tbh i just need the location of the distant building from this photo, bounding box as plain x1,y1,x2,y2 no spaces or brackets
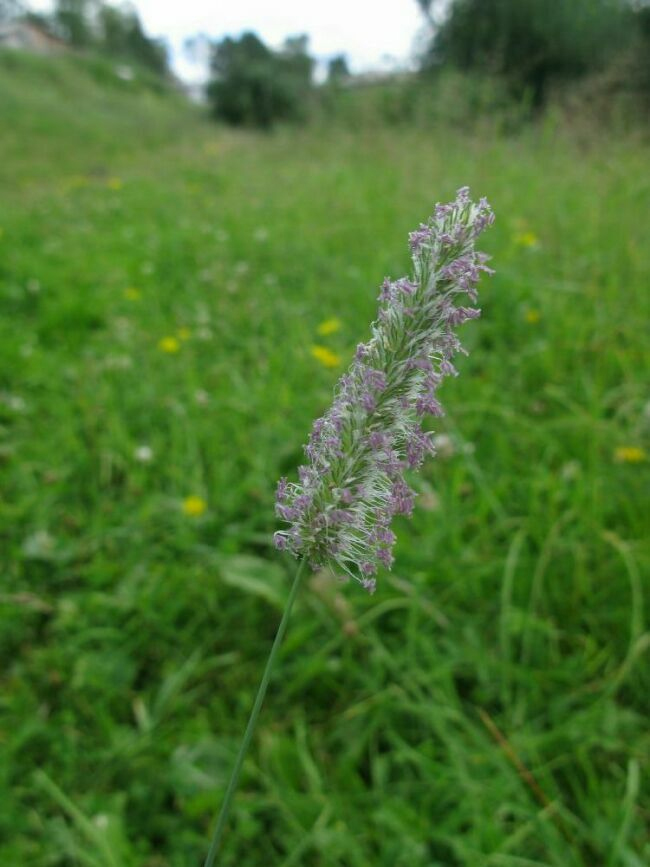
0,19,66,54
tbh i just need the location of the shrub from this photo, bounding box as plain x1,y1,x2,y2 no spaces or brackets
425,0,631,106
207,32,314,129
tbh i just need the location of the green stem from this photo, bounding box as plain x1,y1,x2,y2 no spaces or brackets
203,558,308,867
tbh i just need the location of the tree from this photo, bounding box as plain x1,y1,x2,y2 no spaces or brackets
207,31,314,128
47,0,168,76
625,3,650,103
53,0,97,48
327,54,350,84
414,0,446,29
423,0,631,106
98,3,167,75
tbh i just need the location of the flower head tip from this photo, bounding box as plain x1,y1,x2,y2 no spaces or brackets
275,188,495,590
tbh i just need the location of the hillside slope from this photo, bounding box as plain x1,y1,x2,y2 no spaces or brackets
0,49,205,189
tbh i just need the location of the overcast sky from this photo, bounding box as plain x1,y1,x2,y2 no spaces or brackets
30,1,428,83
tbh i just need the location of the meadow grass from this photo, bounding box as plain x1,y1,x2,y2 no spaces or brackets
1,52,649,866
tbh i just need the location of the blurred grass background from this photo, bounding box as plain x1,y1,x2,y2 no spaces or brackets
1,46,649,866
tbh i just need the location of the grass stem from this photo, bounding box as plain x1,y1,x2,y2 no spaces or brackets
203,558,308,866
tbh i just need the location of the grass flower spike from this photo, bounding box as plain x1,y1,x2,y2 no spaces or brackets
204,188,495,866
275,187,495,591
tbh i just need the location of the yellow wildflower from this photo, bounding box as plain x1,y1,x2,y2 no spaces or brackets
614,446,646,464
514,231,540,249
317,317,342,336
107,177,123,190
182,495,207,517
311,345,341,368
124,287,141,301
177,327,191,340
158,336,180,353
525,309,541,324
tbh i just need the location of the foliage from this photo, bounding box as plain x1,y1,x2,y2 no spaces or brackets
96,3,167,76
425,0,634,105
327,54,350,84
53,0,95,47
0,49,649,866
47,0,168,75
207,31,314,128
315,71,526,133
628,4,650,101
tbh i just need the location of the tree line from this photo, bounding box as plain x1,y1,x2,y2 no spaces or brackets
1,0,167,76
2,0,649,126
208,0,650,128
420,0,650,107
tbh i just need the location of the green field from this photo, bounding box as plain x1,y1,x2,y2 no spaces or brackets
1,51,649,866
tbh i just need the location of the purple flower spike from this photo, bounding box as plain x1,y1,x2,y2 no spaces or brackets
274,188,495,590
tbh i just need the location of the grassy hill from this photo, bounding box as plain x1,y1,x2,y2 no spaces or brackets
0,49,203,188
1,50,649,866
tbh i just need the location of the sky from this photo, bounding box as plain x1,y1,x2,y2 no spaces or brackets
29,1,428,84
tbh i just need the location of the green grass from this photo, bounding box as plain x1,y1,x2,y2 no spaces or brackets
1,51,649,867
